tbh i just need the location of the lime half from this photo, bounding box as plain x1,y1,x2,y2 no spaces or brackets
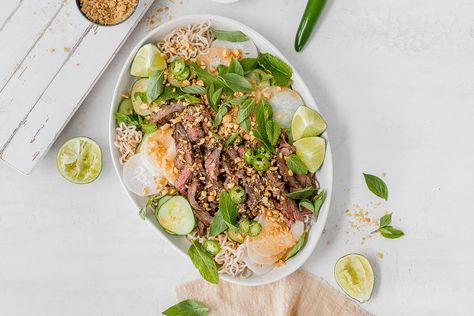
130,44,167,77
56,137,102,184
335,254,374,303
293,136,326,173
291,106,327,141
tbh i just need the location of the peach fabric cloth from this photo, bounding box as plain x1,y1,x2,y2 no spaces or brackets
176,270,370,316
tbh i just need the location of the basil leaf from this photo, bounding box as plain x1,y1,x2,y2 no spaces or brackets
134,92,148,104
240,58,258,72
210,88,223,111
228,58,244,76
218,191,237,227
140,123,158,134
216,64,228,76
212,105,228,128
188,241,219,284
178,94,201,104
239,117,250,132
379,212,392,228
236,99,255,124
285,231,307,260
286,187,317,200
211,28,249,42
363,173,388,200
378,226,404,239
162,299,208,316
114,113,139,126
181,85,206,95
221,73,253,92
312,190,326,219
298,199,315,213
229,95,249,106
224,132,240,147
191,62,226,88
257,53,292,77
157,86,183,102
209,211,227,237
265,119,280,146
147,70,164,103
285,154,308,175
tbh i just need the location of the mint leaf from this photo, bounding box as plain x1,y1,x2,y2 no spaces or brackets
363,173,388,200
229,95,249,106
265,120,280,146
191,62,226,88
211,29,249,42
178,94,201,104
218,191,237,227
162,299,208,316
378,226,404,239
312,190,326,219
188,241,219,284
181,85,206,95
147,70,164,103
240,58,258,72
236,99,255,124
212,105,228,128
257,53,292,77
228,58,244,76
285,154,308,175
209,211,227,237
379,212,392,228
298,199,315,213
286,187,317,200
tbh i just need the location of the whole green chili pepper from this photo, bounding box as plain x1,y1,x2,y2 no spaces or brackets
294,0,327,52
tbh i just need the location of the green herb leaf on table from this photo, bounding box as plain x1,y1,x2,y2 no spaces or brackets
147,70,164,103
379,212,392,228
188,241,219,284
218,191,237,228
212,105,228,128
363,173,388,200
228,58,244,76
285,154,308,175
181,85,206,95
211,29,249,42
221,73,253,92
286,187,317,200
378,226,404,239
209,211,227,237
162,299,208,316
285,231,307,260
312,190,326,219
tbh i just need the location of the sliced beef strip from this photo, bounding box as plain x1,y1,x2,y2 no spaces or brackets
175,168,192,195
187,179,212,236
173,123,194,194
276,155,304,192
276,197,303,226
204,143,223,192
149,102,185,125
186,124,205,143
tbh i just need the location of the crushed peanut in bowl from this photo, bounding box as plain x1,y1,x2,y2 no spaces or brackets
78,0,138,26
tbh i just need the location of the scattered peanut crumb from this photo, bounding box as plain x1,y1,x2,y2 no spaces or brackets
63,47,70,53
375,252,384,259
79,0,138,25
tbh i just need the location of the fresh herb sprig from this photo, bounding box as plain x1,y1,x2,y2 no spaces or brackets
162,299,208,316
363,173,388,200
298,190,326,218
253,100,280,152
373,213,404,239
188,241,219,284
211,29,249,42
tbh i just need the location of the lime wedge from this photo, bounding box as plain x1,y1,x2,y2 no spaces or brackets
291,106,327,141
293,136,325,173
335,254,374,303
56,137,102,184
130,44,167,77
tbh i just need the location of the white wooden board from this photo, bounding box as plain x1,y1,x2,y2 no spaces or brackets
0,0,154,175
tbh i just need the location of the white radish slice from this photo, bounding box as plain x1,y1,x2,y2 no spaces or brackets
242,251,274,275
196,47,233,70
123,154,166,196
291,221,305,240
262,87,304,128
211,39,258,59
141,127,177,185
247,242,282,265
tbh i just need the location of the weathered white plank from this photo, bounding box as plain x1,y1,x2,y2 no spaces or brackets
0,0,65,89
1,0,154,174
0,0,23,29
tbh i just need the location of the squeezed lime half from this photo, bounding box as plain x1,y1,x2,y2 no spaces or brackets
291,105,327,141
334,254,374,303
293,136,326,173
56,137,102,184
130,44,167,77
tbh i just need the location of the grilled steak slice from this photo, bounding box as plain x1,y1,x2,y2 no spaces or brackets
149,102,185,125
277,197,303,226
188,179,212,235
186,124,205,143
204,143,223,192
175,168,192,195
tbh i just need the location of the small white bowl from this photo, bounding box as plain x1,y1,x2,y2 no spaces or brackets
109,14,333,286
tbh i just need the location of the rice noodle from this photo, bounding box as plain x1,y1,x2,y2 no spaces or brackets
187,231,252,278
114,122,143,165
158,21,214,60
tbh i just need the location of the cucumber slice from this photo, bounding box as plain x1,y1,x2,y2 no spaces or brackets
228,229,245,243
334,254,374,303
156,196,195,235
118,98,134,115
131,79,153,116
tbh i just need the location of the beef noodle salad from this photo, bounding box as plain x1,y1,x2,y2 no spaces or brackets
114,21,328,283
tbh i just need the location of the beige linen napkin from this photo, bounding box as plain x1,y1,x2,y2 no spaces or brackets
176,270,369,316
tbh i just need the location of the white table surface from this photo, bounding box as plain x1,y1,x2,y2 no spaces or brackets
1,0,474,315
